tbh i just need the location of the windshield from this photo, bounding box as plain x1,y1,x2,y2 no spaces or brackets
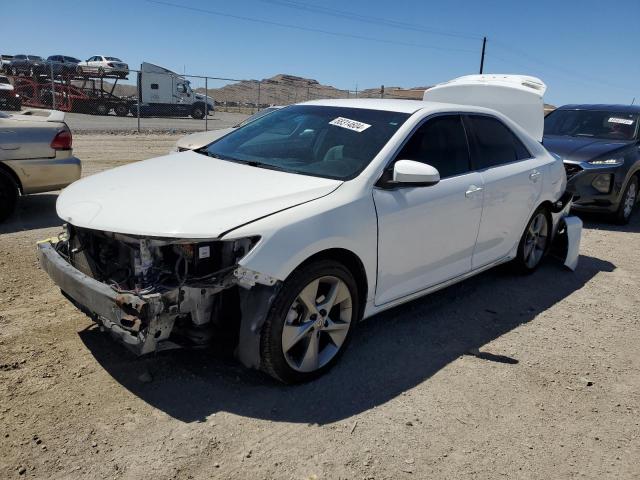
105,57,122,62
27,55,43,61
235,107,280,128
545,109,639,141
205,105,410,180
65,57,80,63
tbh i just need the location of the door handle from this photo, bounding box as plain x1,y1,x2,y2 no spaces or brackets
529,170,542,182
465,185,483,198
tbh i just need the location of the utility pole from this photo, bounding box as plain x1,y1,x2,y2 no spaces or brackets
479,36,487,74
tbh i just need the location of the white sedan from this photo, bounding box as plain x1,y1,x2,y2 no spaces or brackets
76,55,129,78
38,75,581,383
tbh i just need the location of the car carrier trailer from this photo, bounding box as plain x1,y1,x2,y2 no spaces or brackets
7,73,134,116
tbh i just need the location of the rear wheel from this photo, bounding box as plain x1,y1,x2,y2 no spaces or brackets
613,176,638,225
260,260,359,383
514,207,550,273
0,170,18,223
114,103,129,116
95,103,109,115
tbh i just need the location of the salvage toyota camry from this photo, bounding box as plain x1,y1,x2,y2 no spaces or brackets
38,75,582,383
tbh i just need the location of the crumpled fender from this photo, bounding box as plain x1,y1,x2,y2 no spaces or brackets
235,283,282,369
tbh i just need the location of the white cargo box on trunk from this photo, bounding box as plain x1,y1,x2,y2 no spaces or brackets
423,74,547,141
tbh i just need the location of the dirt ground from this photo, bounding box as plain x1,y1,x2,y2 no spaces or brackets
1,134,639,480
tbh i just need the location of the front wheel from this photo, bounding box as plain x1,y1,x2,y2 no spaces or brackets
613,176,638,225
260,260,359,383
191,105,205,119
514,207,550,273
0,171,18,223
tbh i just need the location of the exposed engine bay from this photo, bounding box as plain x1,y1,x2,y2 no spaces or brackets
38,225,279,359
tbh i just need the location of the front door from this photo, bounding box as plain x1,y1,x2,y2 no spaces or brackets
373,114,484,305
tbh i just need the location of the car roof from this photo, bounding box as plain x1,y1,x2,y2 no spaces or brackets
557,104,640,114
299,98,473,114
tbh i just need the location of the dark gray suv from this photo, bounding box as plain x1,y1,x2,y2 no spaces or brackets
544,105,640,224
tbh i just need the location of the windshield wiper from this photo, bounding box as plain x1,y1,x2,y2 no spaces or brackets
244,161,288,171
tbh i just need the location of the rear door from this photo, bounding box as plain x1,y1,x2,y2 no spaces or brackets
373,114,484,305
463,114,546,268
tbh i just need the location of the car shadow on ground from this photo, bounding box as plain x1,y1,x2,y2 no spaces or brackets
575,209,640,233
79,253,614,425
0,193,62,234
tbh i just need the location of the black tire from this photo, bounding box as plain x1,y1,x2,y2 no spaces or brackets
191,105,205,119
114,103,129,117
513,206,551,274
260,259,360,384
612,176,638,225
95,103,109,115
0,170,18,223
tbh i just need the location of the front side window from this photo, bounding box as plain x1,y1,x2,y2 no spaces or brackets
205,105,410,180
466,115,531,169
395,115,471,178
545,109,639,141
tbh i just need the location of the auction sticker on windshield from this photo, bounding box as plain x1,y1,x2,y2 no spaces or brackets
329,117,372,132
608,117,634,125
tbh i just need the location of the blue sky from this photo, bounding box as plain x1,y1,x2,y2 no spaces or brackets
4,0,639,106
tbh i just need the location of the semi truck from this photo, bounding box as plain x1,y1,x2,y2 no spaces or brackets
135,62,214,119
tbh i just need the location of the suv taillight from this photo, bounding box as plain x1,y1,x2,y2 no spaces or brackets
107,62,114,67
51,129,72,150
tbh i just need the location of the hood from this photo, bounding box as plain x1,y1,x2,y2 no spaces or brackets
543,135,633,162
57,151,342,238
175,128,234,150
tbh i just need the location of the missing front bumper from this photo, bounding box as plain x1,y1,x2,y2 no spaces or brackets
38,241,180,354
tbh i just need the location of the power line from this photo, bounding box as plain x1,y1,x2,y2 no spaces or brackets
144,0,478,54
489,40,637,94
259,0,483,41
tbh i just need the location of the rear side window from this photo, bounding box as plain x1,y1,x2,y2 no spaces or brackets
465,115,531,169
395,115,471,178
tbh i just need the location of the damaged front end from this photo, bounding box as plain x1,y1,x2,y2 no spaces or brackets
37,225,279,357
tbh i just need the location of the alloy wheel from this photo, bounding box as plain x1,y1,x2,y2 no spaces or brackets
623,182,637,220
281,275,353,373
523,212,549,269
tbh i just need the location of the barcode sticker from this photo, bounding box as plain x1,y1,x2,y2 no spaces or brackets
608,117,634,125
329,117,371,132
198,246,210,259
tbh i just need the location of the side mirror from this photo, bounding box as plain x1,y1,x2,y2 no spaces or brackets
392,159,440,186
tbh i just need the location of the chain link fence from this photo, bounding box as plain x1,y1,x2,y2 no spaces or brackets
1,60,427,133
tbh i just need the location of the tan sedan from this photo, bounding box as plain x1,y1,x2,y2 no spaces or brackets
0,110,81,222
